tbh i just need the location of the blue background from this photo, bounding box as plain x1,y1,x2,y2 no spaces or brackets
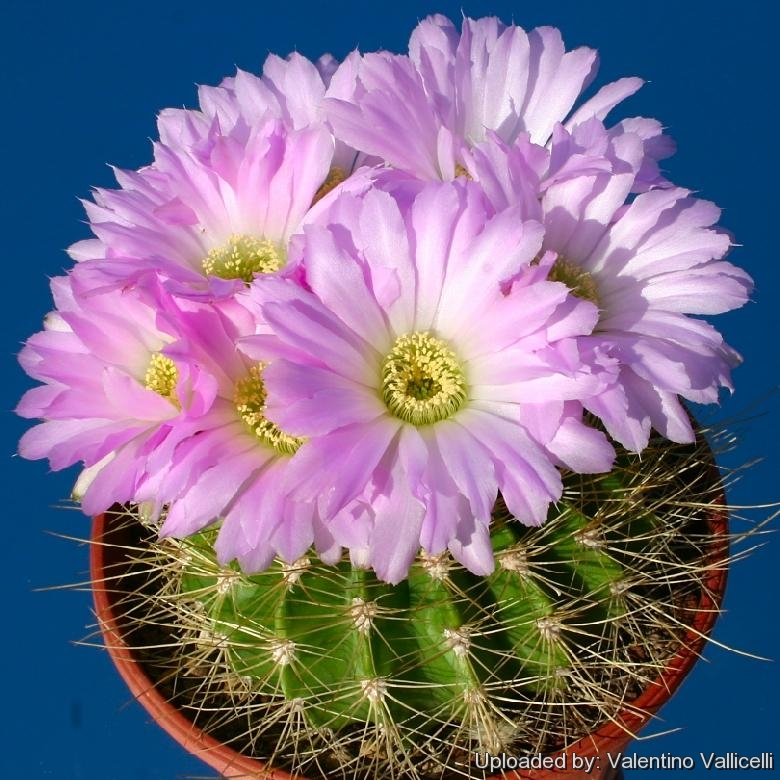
2,1,776,778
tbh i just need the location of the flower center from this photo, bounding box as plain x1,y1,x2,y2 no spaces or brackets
454,163,472,180
144,352,179,405
233,364,304,456
381,332,468,426
312,166,347,204
548,257,600,307
203,234,284,282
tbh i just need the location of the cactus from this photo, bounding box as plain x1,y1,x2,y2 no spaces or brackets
99,424,730,780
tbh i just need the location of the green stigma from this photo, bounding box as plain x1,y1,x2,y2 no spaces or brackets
234,365,305,456
144,353,179,405
548,257,600,307
203,235,284,283
381,332,468,426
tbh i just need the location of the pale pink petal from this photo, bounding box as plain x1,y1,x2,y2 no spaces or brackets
368,483,425,584
262,359,386,436
564,77,644,129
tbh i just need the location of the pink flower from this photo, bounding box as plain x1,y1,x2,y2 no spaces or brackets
69,114,334,299
325,14,650,181
133,297,338,572
543,183,752,450
537,124,750,448
459,116,752,451
244,182,614,582
167,52,366,175
15,270,210,514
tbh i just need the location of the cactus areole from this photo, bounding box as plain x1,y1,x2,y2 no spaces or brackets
91,429,728,780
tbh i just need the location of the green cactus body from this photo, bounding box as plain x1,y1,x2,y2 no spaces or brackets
181,500,617,717
115,433,725,779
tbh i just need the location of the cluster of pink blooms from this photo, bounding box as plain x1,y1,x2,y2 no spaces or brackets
17,16,752,583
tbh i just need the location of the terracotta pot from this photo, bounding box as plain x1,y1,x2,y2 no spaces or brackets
91,475,728,780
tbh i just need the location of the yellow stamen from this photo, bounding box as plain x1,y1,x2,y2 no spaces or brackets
234,364,304,456
312,167,347,204
454,163,472,180
203,235,284,283
144,353,179,406
548,257,600,307
381,332,468,426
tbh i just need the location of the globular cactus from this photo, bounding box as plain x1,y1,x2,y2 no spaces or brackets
100,425,729,780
